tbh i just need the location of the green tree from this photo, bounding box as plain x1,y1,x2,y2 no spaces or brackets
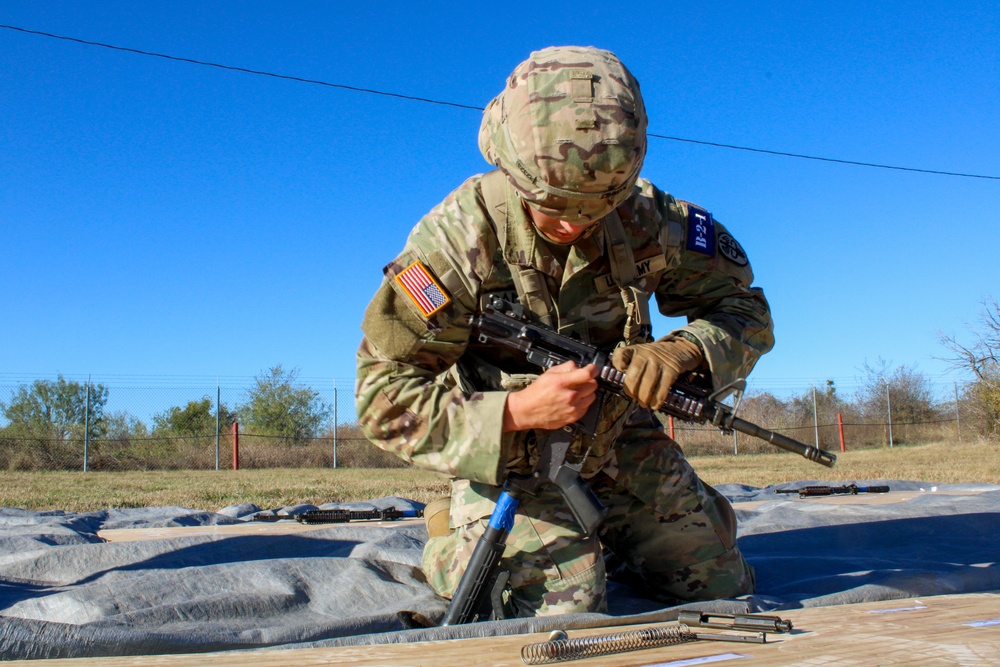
104,411,149,440
237,366,331,444
0,376,109,439
153,397,235,437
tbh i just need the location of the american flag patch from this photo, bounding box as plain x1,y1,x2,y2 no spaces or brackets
395,261,450,317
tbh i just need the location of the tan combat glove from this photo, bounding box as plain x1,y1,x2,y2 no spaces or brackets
611,336,704,409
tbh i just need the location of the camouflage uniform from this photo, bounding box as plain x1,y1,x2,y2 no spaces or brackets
356,47,774,617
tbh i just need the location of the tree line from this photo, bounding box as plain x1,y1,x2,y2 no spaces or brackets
0,365,333,443
0,366,349,470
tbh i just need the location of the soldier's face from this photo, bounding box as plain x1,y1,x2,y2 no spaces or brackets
524,204,597,244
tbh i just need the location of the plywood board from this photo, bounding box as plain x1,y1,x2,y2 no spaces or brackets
7,592,998,666
98,518,423,543
97,488,980,542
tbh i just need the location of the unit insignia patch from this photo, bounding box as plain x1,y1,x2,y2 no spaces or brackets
718,233,749,266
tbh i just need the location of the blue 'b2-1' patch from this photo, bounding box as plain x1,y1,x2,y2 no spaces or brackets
686,204,716,257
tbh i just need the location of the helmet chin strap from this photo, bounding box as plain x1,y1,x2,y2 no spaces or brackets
522,201,603,246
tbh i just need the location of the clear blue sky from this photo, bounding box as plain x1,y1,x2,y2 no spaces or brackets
2,1,998,401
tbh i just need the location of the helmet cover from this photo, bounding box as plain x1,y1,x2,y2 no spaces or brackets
479,46,647,224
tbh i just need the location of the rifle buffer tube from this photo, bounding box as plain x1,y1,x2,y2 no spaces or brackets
440,523,507,625
441,493,518,626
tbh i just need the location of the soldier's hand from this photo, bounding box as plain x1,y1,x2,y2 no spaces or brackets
611,337,703,409
503,361,598,432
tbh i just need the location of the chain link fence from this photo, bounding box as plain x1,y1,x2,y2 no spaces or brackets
0,376,403,472
0,375,969,472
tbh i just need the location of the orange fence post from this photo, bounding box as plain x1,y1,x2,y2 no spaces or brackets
232,421,240,470
669,416,675,440
837,413,845,452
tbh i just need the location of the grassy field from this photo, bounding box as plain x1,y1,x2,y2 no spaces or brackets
1,440,997,512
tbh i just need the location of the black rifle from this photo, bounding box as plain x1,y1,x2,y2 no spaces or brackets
776,483,889,497
441,297,836,625
251,507,420,523
472,296,837,467
296,508,421,523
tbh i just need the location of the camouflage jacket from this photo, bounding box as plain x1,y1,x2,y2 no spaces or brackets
356,172,773,486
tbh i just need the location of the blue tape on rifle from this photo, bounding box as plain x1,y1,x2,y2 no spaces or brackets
488,492,519,531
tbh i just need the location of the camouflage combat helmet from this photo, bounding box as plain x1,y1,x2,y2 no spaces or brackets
479,46,647,224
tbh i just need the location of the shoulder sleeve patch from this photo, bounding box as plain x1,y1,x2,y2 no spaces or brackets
718,233,749,266
685,203,716,257
394,261,451,318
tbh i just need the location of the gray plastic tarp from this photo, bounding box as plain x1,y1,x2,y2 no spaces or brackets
1,482,998,660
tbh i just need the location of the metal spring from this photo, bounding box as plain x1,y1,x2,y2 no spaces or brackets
520,625,697,665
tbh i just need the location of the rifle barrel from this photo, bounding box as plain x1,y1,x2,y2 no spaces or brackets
728,416,837,468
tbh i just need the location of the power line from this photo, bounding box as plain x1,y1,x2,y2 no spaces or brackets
647,134,1000,180
3,22,999,181
0,23,482,111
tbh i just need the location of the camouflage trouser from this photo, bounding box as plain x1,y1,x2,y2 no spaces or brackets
422,415,754,617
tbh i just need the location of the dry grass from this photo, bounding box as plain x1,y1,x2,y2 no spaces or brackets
1,440,997,513
0,468,453,512
694,438,1000,488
